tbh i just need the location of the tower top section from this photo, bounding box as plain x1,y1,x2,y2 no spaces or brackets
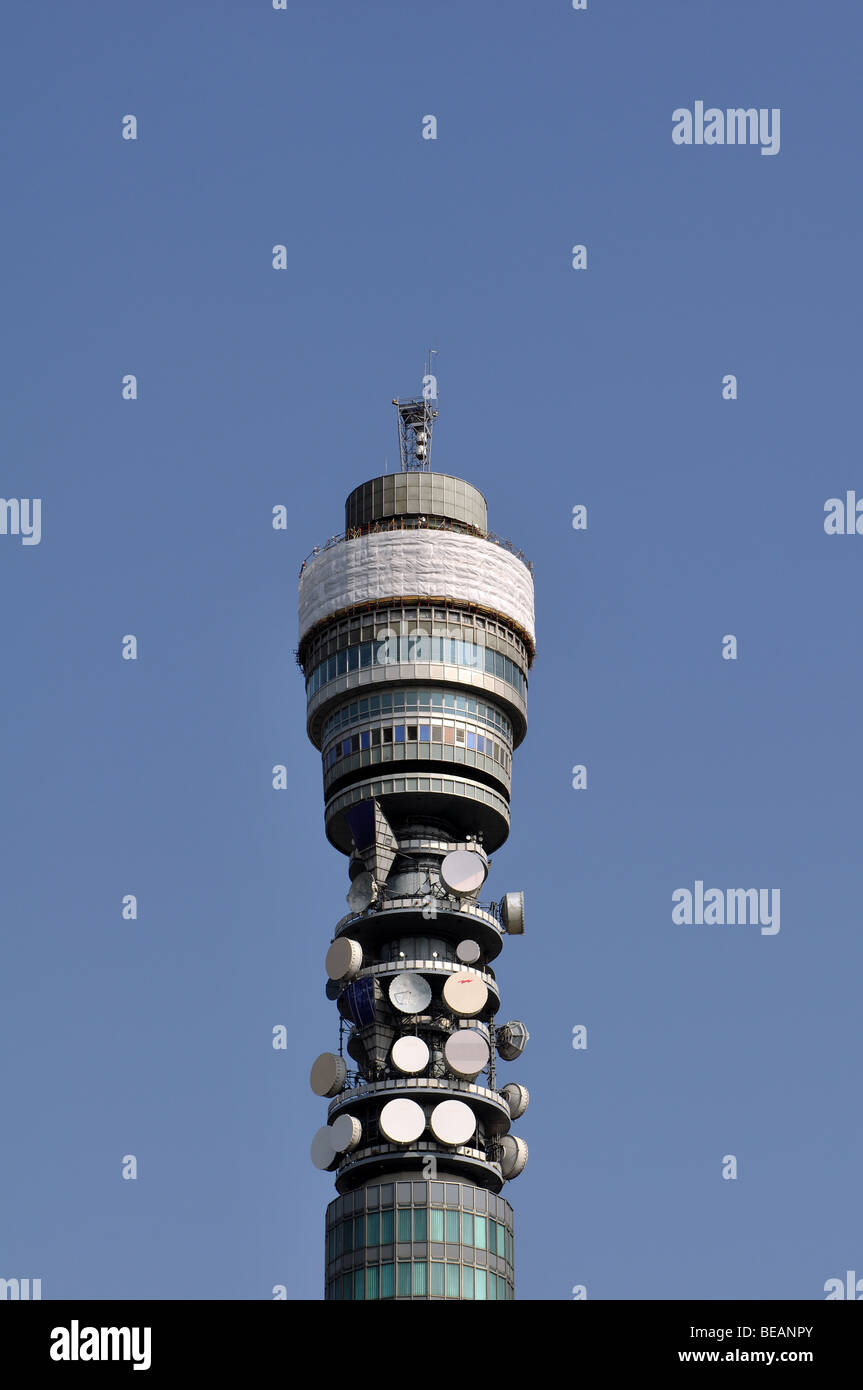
345,472,488,535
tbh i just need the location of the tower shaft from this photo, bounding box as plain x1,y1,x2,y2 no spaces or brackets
299,448,534,1301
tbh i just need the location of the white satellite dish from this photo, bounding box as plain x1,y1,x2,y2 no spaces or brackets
310,1126,339,1171
347,871,376,913
500,891,524,934
325,937,363,982
440,849,487,896
501,1082,529,1119
388,971,432,1014
379,1097,426,1144
496,1020,529,1061
309,1052,348,1098
330,1114,362,1153
444,1029,489,1079
500,1134,528,1179
442,974,488,1017
430,1099,476,1146
456,939,481,965
391,1035,430,1075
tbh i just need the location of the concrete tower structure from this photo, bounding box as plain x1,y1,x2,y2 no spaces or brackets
299,392,534,1301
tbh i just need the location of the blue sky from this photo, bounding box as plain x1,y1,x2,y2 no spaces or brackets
1,0,860,1300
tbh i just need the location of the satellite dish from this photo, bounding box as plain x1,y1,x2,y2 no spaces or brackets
330,1114,362,1153
500,891,525,935
391,1035,430,1075
456,939,481,965
309,1052,348,1098
501,1082,529,1119
340,976,380,1027
444,1029,489,1079
347,871,376,914
379,1097,426,1144
310,1126,340,1171
496,1020,530,1061
429,1099,476,1146
325,937,363,982
388,971,432,1014
440,849,487,896
442,974,488,1017
499,1134,528,1179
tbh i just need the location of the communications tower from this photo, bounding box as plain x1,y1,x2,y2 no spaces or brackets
298,381,535,1300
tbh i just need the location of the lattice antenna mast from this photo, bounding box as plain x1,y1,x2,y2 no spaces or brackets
392,349,438,472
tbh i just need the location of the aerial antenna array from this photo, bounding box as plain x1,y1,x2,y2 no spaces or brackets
392,348,438,472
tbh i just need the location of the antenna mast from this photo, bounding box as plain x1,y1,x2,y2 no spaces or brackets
392,349,438,472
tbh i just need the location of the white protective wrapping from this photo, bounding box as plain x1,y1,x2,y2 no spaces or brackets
298,530,535,647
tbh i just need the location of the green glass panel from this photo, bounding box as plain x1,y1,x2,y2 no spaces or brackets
366,1266,379,1300
397,1262,412,1297
445,1264,460,1298
353,1268,364,1300
354,1215,365,1250
445,1210,459,1243
474,1216,486,1251
463,1266,475,1299
430,1209,444,1242
380,1263,394,1298
462,1213,474,1246
413,1208,427,1241
367,1212,379,1247
475,1269,487,1300
430,1262,445,1297
413,1262,428,1296
397,1208,412,1242
381,1209,394,1243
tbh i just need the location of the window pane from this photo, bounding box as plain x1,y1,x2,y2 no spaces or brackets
413,1209,427,1241
446,1264,460,1298
413,1262,428,1296
380,1263,394,1298
394,726,405,743
337,650,347,674
429,1209,444,1242
354,1215,365,1249
354,1268,365,1300
360,731,370,750
367,1212,379,1247
397,1208,412,1242
445,1210,459,1243
366,1265,379,1300
462,1213,474,1246
430,1262,445,1297
380,1208,394,1243
343,1220,353,1254
474,1216,486,1251
397,1263,412,1298
419,725,430,741
463,1266,475,1299
475,1269,487,1301
496,1222,505,1256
